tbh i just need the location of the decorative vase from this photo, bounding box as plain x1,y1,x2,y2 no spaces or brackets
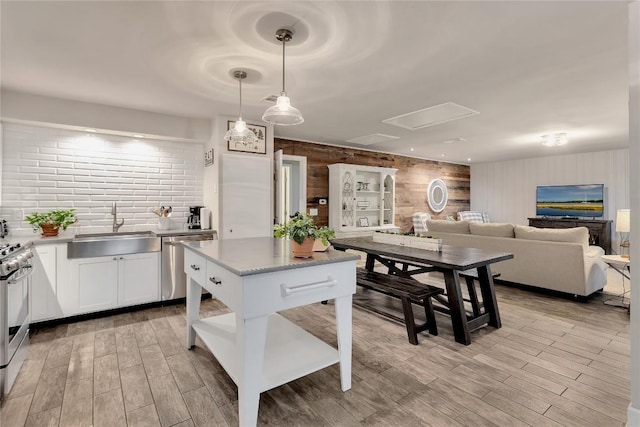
40,224,59,237
291,238,315,258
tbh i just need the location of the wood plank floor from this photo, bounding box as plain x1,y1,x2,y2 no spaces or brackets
1,283,630,426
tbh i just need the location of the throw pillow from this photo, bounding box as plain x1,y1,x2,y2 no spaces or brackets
457,211,485,223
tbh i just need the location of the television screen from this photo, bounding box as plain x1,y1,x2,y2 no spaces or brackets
536,184,604,218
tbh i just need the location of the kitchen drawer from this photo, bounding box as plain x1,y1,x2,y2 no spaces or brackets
184,249,206,284
204,259,241,311
242,261,356,317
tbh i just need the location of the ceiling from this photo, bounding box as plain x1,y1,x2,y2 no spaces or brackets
0,1,630,164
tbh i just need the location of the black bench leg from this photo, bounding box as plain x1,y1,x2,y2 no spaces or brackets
465,277,481,317
400,296,419,345
423,297,438,336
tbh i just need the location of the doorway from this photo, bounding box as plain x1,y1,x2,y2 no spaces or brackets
275,152,307,224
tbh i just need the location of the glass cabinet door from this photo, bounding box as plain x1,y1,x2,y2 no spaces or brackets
382,174,395,226
341,171,355,227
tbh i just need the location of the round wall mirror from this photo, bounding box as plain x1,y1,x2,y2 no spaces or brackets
427,179,448,213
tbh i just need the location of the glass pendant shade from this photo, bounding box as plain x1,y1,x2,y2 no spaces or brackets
224,118,257,144
262,93,304,126
262,28,304,126
224,70,258,145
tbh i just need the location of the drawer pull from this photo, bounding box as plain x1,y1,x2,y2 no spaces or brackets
190,264,200,271
209,277,222,285
281,276,337,297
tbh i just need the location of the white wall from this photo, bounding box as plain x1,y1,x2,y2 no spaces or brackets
1,90,211,142
0,123,204,235
471,149,630,246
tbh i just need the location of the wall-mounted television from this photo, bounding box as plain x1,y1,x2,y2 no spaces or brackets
536,184,604,218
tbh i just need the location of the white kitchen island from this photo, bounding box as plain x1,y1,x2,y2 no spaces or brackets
183,237,358,427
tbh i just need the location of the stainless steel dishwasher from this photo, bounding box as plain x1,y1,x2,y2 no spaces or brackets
161,232,217,301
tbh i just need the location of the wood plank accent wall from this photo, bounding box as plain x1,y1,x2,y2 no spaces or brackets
275,138,470,231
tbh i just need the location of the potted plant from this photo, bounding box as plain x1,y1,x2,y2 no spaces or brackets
25,209,77,237
273,212,335,258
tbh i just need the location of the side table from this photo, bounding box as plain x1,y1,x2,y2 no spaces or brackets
601,255,630,311
602,254,631,281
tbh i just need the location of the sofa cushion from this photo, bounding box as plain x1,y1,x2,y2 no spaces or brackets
426,220,471,234
514,225,589,249
469,222,514,238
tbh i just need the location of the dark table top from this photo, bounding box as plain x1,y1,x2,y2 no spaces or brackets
330,236,514,271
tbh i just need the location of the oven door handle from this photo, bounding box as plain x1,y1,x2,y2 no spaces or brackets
7,265,34,284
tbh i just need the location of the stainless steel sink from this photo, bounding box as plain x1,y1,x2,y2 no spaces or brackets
73,231,155,240
68,231,160,258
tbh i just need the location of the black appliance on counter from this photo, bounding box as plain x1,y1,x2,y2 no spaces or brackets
187,206,204,229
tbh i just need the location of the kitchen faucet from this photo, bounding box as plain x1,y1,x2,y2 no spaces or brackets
111,201,124,232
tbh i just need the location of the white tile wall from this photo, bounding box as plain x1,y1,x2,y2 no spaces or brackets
0,124,204,236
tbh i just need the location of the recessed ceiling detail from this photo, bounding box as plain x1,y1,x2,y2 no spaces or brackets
382,102,480,131
346,133,400,145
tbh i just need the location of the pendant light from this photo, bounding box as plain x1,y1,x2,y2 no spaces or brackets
262,28,304,126
224,70,258,145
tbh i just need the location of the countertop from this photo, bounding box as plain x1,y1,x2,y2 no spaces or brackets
182,237,359,277
1,228,217,247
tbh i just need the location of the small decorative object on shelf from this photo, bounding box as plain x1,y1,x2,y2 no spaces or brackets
372,231,443,252
273,212,335,258
25,209,77,237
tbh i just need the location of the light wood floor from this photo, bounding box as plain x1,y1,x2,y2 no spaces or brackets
1,283,630,427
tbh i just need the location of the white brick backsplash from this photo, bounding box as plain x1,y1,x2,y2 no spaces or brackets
1,124,204,235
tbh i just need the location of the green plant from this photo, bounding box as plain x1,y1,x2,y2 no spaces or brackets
273,212,335,245
25,209,77,233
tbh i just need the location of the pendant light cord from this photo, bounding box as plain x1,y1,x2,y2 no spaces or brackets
281,36,286,94
238,75,243,119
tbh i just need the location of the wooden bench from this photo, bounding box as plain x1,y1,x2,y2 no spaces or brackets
458,269,501,318
355,268,444,345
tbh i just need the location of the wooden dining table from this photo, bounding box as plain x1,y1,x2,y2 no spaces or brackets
330,236,514,345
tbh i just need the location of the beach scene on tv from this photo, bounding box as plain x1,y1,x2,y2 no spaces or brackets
536,184,604,218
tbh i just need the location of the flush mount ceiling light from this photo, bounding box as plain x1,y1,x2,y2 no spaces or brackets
541,133,568,147
224,70,258,146
262,28,304,126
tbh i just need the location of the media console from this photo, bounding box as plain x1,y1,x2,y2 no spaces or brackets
528,217,612,254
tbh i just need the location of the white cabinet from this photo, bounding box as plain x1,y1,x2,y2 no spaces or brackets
118,253,160,306
328,163,398,236
65,253,159,317
30,244,64,322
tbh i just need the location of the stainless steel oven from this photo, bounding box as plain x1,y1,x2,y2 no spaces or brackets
0,242,33,399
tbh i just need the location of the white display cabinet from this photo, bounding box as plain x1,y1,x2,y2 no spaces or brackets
328,163,398,237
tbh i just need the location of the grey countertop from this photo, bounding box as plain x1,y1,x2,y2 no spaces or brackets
182,237,359,277
1,228,217,247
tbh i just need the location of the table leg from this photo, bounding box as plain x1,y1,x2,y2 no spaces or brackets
365,253,376,271
443,270,471,345
334,295,353,391
477,265,501,328
186,277,201,349
237,314,269,427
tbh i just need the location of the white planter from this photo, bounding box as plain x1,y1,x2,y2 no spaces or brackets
372,232,442,252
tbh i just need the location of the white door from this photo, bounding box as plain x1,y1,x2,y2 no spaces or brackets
69,256,118,315
274,149,284,225
31,245,62,321
221,153,272,239
118,253,160,306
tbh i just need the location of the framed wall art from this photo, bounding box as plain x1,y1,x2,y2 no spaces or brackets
227,121,267,154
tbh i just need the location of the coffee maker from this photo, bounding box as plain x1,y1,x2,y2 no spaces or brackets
187,206,203,229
